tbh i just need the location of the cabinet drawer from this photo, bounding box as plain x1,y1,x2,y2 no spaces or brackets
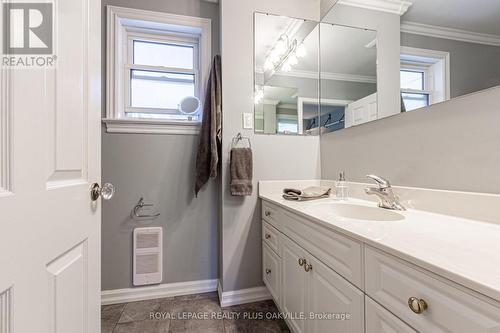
365,296,416,333
365,247,500,333
262,221,280,256
262,200,281,229
263,242,281,308
280,209,363,288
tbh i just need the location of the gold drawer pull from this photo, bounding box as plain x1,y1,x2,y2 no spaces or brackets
304,263,313,272
298,258,306,267
265,233,271,239
408,297,428,314
265,268,272,275
265,211,272,217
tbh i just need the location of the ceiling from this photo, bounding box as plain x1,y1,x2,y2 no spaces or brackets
402,0,500,36
320,24,377,76
255,13,377,79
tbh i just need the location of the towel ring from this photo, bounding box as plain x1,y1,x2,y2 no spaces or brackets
232,132,252,148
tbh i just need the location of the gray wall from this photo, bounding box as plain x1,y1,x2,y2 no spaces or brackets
321,86,500,194
401,33,500,98
101,0,220,291
220,0,321,293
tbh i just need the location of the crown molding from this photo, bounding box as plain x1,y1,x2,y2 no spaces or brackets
277,69,377,84
401,21,500,47
338,0,412,15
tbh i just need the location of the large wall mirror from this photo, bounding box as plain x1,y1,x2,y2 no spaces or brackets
254,13,320,135
400,0,500,111
319,0,500,134
320,23,377,133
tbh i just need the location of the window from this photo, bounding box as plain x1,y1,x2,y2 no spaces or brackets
400,46,450,112
400,68,430,111
105,6,211,134
127,38,199,118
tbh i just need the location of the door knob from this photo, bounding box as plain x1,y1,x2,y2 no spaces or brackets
91,183,115,201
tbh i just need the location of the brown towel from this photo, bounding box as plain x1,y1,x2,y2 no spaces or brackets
230,148,253,196
195,55,222,196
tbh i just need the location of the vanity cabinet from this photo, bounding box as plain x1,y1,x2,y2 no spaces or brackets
365,296,417,333
365,247,500,333
307,255,364,333
280,235,364,333
281,236,309,333
261,199,500,333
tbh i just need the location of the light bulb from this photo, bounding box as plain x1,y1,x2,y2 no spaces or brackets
281,61,292,72
269,51,280,64
296,43,307,58
275,37,286,55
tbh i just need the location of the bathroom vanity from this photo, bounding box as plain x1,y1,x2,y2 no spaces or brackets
259,181,500,333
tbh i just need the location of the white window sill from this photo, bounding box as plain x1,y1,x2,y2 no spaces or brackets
102,118,201,135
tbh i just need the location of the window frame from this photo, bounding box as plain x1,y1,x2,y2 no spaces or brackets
125,30,200,116
400,63,432,111
400,46,450,112
104,6,211,135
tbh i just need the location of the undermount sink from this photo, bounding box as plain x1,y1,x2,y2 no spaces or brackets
307,202,405,222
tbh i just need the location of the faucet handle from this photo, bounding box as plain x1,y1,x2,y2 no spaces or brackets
366,175,391,189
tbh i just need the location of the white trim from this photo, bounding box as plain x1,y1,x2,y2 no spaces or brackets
0,66,12,195
401,21,500,47
106,6,211,134
217,282,272,308
101,279,218,305
272,69,377,84
102,118,201,135
321,72,376,84
338,0,412,15
400,46,450,102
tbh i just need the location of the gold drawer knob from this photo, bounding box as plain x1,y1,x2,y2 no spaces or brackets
265,211,272,217
266,268,272,275
265,234,271,239
304,263,313,272
408,297,428,314
298,258,306,267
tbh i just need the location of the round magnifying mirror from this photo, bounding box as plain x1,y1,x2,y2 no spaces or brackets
179,96,201,115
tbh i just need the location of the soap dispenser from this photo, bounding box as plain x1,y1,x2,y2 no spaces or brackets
335,171,349,200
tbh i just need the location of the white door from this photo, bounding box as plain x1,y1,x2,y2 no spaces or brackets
281,236,308,333
345,92,378,128
307,257,364,333
0,0,103,332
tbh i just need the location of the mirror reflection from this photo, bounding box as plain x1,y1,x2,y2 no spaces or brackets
254,13,320,135
400,0,500,111
320,0,500,134
320,24,377,133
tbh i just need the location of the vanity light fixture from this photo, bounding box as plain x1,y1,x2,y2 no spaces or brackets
264,34,307,73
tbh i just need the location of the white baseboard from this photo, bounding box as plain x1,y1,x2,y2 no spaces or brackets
218,281,272,308
101,279,218,305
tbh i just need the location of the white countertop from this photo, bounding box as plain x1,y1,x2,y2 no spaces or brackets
259,183,500,303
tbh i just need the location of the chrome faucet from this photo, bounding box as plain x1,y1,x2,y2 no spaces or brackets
365,175,406,211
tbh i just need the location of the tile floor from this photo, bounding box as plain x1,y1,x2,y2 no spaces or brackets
101,292,291,333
